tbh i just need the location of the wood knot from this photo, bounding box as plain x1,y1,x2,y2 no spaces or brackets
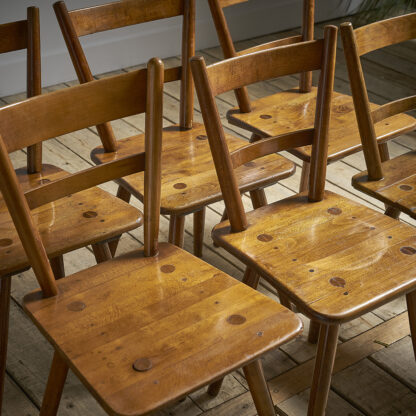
257,234,273,242
173,182,187,189
0,238,13,247
244,161,256,167
333,104,352,114
327,207,342,215
227,314,246,325
329,277,346,288
67,301,86,311
133,358,153,372
399,184,412,191
160,264,175,273
83,211,98,218
400,246,416,255
260,114,272,119
196,135,207,140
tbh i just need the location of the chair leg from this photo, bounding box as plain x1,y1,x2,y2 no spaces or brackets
250,189,267,209
207,378,224,397
92,242,112,264
108,185,132,257
243,360,275,416
299,161,311,193
193,208,205,258
308,320,321,344
39,351,69,416
384,205,401,219
50,255,65,280
168,214,185,248
307,324,339,416
406,290,416,361
0,275,12,414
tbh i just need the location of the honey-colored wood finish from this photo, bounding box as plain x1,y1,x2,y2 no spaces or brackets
341,14,416,218
192,26,416,415
0,60,302,416
208,0,415,193
55,0,295,258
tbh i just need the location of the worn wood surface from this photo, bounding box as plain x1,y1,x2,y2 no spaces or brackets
1,16,415,416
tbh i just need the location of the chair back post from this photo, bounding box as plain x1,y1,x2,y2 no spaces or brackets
26,6,43,173
53,1,117,152
0,135,58,297
191,56,248,232
299,0,314,92
340,22,383,181
207,0,251,113
179,0,195,129
308,25,337,202
144,59,164,256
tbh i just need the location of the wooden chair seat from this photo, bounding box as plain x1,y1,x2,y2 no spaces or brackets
212,190,416,323
91,123,295,214
0,164,142,276
227,88,416,163
23,242,302,416
353,150,416,219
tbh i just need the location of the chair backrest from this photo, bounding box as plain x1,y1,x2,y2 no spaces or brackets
208,0,315,113
340,13,416,181
54,0,195,151
0,7,41,173
191,25,337,232
0,58,163,298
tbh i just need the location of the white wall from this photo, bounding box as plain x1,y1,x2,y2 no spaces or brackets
0,0,360,96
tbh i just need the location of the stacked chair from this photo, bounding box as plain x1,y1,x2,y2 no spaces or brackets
191,24,416,416
53,0,295,259
0,8,143,412
341,13,416,219
0,58,302,416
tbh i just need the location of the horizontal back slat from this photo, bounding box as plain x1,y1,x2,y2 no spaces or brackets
236,35,303,56
355,12,416,56
69,0,184,37
0,20,27,53
219,0,247,7
0,69,147,153
372,95,416,124
230,130,314,168
25,153,146,209
207,39,324,96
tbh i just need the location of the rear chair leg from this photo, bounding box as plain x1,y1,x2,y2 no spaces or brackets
108,185,132,257
308,320,321,344
0,275,12,414
193,208,205,258
406,290,416,361
39,351,69,416
92,242,112,264
299,161,311,193
307,324,339,416
50,255,65,279
168,214,185,248
244,360,275,416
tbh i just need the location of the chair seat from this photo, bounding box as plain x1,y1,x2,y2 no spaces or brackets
91,123,295,215
23,242,301,416
212,190,416,323
0,164,142,276
227,88,416,163
353,150,416,219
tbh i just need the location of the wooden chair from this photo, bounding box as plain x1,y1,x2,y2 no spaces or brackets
0,59,302,416
191,25,416,416
54,0,295,258
208,0,416,207
341,13,416,219
0,8,142,413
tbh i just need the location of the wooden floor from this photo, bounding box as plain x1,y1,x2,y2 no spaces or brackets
2,17,416,416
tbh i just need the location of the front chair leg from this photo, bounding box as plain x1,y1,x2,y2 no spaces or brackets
39,351,69,416
384,205,401,219
299,161,311,193
108,185,132,257
168,214,185,248
406,290,416,361
244,360,275,416
193,208,205,258
307,324,339,416
0,275,12,414
92,242,112,264
308,320,321,344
